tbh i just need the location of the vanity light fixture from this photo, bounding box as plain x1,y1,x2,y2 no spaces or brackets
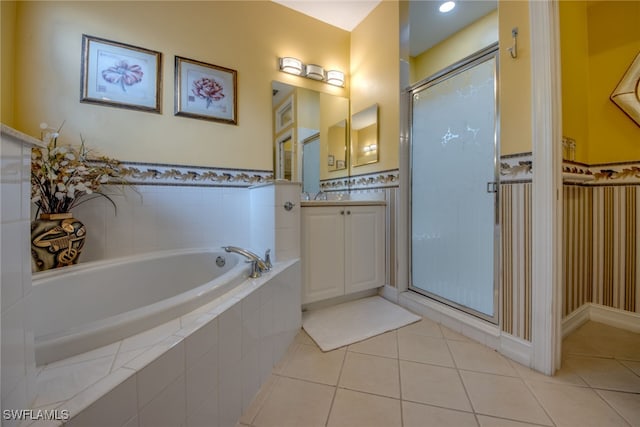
278,57,345,87
305,64,325,80
439,1,456,13
279,57,303,75
326,70,345,87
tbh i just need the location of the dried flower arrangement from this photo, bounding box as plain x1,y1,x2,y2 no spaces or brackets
31,122,127,216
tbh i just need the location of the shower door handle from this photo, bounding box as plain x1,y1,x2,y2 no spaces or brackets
486,182,498,193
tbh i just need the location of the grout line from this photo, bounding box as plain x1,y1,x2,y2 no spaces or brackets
324,347,348,427
395,328,405,427
441,324,480,426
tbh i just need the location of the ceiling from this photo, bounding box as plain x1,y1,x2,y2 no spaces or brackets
272,0,497,56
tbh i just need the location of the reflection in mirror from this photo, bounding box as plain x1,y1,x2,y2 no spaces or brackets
302,134,320,193
351,104,379,167
328,119,348,171
275,129,293,180
272,81,349,189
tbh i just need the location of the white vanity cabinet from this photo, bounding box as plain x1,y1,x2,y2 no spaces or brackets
301,201,385,304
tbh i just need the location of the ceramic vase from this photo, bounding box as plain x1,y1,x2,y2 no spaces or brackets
31,213,86,272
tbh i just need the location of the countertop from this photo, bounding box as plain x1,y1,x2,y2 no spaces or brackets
301,200,387,207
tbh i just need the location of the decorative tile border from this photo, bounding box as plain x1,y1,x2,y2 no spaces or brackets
563,160,640,185
500,152,533,183
320,169,400,192
111,161,273,187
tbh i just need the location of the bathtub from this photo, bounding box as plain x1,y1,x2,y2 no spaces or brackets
32,248,247,365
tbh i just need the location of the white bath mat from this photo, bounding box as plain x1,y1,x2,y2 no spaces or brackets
302,296,421,352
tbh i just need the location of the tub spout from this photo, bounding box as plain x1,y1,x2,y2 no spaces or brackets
222,246,271,275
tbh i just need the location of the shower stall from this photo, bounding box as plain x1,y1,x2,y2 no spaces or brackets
408,44,500,323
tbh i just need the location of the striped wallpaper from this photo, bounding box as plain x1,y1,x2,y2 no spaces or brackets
501,182,532,341
564,184,639,317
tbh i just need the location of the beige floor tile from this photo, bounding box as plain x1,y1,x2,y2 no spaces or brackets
476,414,546,427
441,326,473,342
339,351,400,398
566,322,640,360
397,317,443,338
620,359,640,376
448,340,517,376
272,341,299,375
460,370,552,426
327,388,401,427
398,333,455,367
509,359,588,387
252,376,335,427
564,356,640,393
294,328,315,345
239,374,278,425
402,401,477,427
596,389,640,427
348,330,398,359
400,360,472,412
280,343,345,385
528,380,629,427
562,334,606,359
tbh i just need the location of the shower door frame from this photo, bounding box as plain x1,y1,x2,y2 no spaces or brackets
407,43,500,324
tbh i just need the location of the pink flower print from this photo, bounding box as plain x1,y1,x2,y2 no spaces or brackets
101,60,144,92
192,77,225,108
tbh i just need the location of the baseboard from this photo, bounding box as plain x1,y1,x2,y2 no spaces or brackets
379,284,399,303
561,303,590,337
499,333,532,367
301,288,378,312
589,304,640,333
397,291,501,350
562,303,640,335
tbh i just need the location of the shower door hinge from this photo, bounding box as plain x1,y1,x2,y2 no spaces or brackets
486,182,498,193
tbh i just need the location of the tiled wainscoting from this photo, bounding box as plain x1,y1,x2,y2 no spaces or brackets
1,126,40,426
564,183,639,317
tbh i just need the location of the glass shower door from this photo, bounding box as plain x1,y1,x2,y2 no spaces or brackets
410,48,498,321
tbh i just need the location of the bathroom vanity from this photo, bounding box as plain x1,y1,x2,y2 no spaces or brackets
301,200,386,304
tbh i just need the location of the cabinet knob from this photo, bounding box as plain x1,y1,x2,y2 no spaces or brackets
340,210,345,215
347,210,351,215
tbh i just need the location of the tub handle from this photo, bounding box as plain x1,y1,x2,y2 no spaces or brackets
247,260,261,279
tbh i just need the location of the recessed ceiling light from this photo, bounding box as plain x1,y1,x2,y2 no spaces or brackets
439,1,456,13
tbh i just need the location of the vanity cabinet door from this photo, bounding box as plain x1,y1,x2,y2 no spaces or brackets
345,205,385,294
302,207,345,304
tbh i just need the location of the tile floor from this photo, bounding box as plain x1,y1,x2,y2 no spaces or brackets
239,318,640,427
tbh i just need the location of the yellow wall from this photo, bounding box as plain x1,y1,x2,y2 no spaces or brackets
560,1,590,163
499,0,532,156
563,1,640,163
411,10,498,83
350,0,400,175
1,1,17,127
10,1,349,170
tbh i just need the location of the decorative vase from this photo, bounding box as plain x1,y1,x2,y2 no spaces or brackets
31,213,86,272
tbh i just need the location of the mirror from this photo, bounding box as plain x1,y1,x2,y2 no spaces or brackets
327,119,348,171
272,81,349,189
351,104,379,167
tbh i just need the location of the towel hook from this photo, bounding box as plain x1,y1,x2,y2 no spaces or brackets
508,27,518,59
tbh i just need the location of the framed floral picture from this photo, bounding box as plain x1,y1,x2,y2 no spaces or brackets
80,34,162,113
174,56,237,125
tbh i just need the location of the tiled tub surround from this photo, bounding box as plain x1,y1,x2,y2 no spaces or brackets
32,249,247,366
2,125,42,427
67,162,276,265
28,259,301,427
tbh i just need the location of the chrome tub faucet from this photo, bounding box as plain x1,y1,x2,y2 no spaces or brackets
222,246,271,278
